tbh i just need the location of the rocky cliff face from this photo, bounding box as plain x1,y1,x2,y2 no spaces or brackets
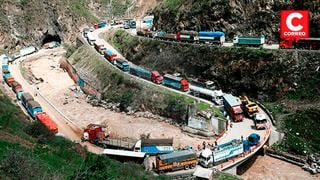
152,0,320,40
0,0,97,50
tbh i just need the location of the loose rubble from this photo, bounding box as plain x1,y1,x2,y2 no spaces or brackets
303,154,320,174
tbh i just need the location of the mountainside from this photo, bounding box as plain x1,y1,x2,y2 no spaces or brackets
0,0,98,50
152,0,320,40
0,89,165,179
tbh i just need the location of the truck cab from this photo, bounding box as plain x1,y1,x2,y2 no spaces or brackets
239,96,259,117
212,90,224,105
151,71,163,84
254,113,268,130
199,148,214,168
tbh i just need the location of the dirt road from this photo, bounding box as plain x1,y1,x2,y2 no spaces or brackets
240,155,319,180
21,48,210,149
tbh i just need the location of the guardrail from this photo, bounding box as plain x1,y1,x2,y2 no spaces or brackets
256,101,276,126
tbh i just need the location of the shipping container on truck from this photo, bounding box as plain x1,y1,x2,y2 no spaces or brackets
129,66,163,84
36,112,58,134
86,33,96,46
162,33,177,41
162,74,189,92
4,76,15,87
176,31,198,42
16,90,24,100
280,38,320,50
156,150,197,172
98,21,107,28
134,138,174,155
20,46,37,57
104,50,117,63
199,139,244,168
189,85,224,105
233,35,265,47
26,100,43,118
11,81,22,93
198,31,225,45
21,92,34,108
115,58,130,72
223,94,244,122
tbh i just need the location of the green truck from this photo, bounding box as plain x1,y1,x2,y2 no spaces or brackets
233,35,265,47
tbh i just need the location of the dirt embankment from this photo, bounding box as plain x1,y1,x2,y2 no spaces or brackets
21,48,209,148
106,30,320,102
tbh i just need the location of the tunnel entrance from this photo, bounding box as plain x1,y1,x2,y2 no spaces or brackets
41,33,62,46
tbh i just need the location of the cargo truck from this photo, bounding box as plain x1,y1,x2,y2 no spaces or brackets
20,46,37,57
176,31,198,43
239,96,259,117
198,31,225,45
4,76,15,87
280,38,320,50
86,33,96,46
11,82,22,93
82,124,139,150
16,90,24,100
199,139,243,168
156,150,197,172
26,100,43,118
115,58,130,72
134,138,174,155
21,92,34,108
253,113,268,130
36,112,58,134
223,94,244,122
189,85,224,105
94,43,106,54
233,35,265,47
162,74,189,92
2,64,9,71
129,66,163,84
104,50,117,63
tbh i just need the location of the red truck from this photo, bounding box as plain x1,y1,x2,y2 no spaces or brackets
223,94,244,122
104,50,117,63
4,76,15,87
280,38,320,50
11,81,22,93
94,43,107,54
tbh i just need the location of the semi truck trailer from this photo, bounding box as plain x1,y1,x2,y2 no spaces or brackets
156,150,197,172
129,66,163,84
162,74,189,92
223,94,244,122
115,58,130,72
233,35,265,47
199,31,225,45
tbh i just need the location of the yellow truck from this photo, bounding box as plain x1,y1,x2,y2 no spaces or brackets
239,96,259,117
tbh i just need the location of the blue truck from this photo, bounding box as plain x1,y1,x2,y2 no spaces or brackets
26,100,43,118
129,66,163,84
199,139,244,167
134,138,174,155
21,92,34,108
162,74,189,92
198,31,225,45
115,58,130,72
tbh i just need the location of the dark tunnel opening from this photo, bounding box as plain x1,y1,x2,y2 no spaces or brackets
41,33,62,46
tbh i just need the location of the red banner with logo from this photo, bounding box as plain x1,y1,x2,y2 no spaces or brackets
280,10,309,39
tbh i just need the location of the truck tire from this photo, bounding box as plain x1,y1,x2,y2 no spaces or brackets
191,164,196,169
184,165,190,170
208,163,213,168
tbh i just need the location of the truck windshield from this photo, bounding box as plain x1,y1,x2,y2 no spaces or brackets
257,119,267,124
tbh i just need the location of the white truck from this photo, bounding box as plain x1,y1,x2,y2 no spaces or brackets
199,139,243,168
20,46,37,57
189,85,224,105
86,32,96,46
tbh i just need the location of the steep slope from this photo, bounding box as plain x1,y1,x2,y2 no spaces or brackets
152,0,320,40
0,89,165,179
0,0,98,50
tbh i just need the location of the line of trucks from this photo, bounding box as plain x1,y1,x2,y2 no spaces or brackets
1,55,58,134
137,29,320,50
85,30,268,129
81,124,261,173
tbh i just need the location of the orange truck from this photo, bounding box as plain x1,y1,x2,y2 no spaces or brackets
239,96,259,118
156,150,197,173
36,112,58,134
4,76,15,87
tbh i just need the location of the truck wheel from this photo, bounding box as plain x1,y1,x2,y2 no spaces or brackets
191,164,196,169
208,163,213,168
184,165,190,170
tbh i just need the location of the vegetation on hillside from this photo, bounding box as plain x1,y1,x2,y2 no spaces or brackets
0,90,165,179
68,43,223,123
